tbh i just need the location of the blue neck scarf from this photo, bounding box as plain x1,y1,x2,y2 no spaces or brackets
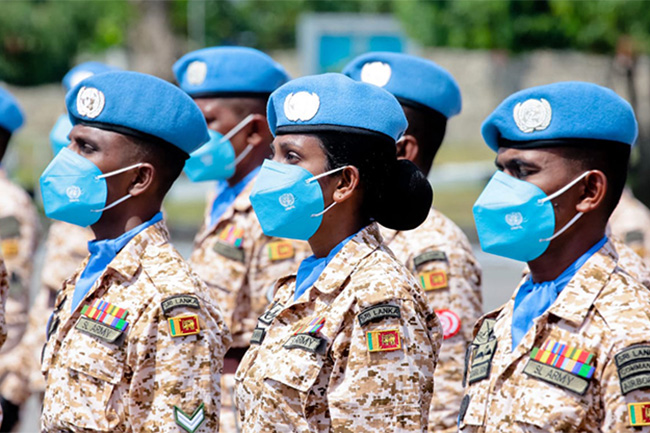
210,166,260,227
70,212,163,312
294,231,358,301
511,236,607,348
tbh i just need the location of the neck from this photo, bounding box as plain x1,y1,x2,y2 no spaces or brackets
227,148,267,187
308,212,365,258
528,228,605,283
91,206,158,241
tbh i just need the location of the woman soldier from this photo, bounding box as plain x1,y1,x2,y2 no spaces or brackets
235,73,442,432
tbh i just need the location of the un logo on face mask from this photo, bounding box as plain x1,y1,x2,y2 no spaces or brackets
66,185,82,202
505,212,523,230
279,193,296,211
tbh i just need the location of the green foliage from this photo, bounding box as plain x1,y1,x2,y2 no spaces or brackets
0,0,131,86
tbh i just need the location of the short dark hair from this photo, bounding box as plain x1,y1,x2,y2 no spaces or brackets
558,142,631,217
401,104,447,172
0,126,11,163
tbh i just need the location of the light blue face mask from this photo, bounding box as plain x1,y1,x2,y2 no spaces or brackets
184,114,255,182
40,148,143,227
472,170,591,262
250,159,346,241
49,114,73,155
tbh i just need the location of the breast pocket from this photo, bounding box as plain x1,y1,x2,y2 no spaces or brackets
57,331,127,431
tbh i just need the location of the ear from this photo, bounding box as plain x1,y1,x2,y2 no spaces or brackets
332,166,360,204
127,163,156,197
396,134,419,162
575,170,607,214
246,114,272,148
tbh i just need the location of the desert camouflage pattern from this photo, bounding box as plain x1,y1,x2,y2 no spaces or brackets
189,181,310,433
0,255,9,349
235,223,442,432
609,188,650,266
189,181,310,348
381,208,482,433
41,220,231,432
460,239,650,432
0,170,40,393
0,221,93,404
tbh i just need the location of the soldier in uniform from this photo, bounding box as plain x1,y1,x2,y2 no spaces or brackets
0,63,109,430
609,187,650,265
39,71,231,432
235,73,442,432
343,52,482,432
173,46,310,432
460,82,650,432
0,87,41,427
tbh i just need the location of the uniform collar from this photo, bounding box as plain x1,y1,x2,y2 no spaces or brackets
541,239,618,326
311,223,384,295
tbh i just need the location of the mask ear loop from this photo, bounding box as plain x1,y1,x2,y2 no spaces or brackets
306,165,349,217
92,162,144,213
538,170,592,242
91,194,133,213
221,114,256,171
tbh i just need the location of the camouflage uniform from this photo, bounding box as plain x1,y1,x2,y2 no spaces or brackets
380,208,482,433
609,188,650,266
235,223,442,432
459,239,650,432
41,220,231,432
0,170,39,383
0,221,93,404
189,181,310,432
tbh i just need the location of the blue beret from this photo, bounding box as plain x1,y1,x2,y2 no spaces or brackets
62,62,119,92
267,73,407,142
342,52,461,119
66,71,209,154
482,81,638,151
173,46,290,97
0,87,24,134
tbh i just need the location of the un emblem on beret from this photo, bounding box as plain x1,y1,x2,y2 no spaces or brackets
76,87,105,119
187,61,207,86
360,61,392,87
284,91,320,122
513,98,552,133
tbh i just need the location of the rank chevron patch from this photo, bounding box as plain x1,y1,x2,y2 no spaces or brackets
174,403,205,433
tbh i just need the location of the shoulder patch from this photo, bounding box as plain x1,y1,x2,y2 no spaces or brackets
283,333,326,354
628,402,650,426
0,216,20,239
174,402,205,433
268,240,295,261
367,329,402,352
419,270,448,291
168,314,201,337
358,304,401,327
161,295,200,316
435,309,461,340
413,250,447,268
616,345,650,395
250,327,266,345
258,301,284,325
625,230,645,244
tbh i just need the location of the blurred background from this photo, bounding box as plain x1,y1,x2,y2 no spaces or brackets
4,1,650,429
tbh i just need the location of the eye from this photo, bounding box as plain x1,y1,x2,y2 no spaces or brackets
285,151,301,163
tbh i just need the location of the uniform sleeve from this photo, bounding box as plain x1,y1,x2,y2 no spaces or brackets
601,343,650,431
412,246,482,432
327,297,441,432
126,296,231,432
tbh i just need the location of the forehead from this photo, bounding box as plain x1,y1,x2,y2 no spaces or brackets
193,97,248,116
273,133,323,149
496,146,569,165
69,124,130,147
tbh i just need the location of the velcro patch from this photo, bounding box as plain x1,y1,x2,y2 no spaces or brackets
250,327,266,345
616,345,650,395
1,239,19,258
413,250,447,268
357,304,401,327
161,295,200,316
625,230,645,244
366,329,402,352
628,402,650,426
213,241,245,262
75,316,124,344
419,270,448,291
0,216,20,239
435,309,461,340
268,240,294,261
468,339,497,384
283,333,326,354
524,359,590,395
168,314,201,337
174,402,205,433
258,302,284,325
